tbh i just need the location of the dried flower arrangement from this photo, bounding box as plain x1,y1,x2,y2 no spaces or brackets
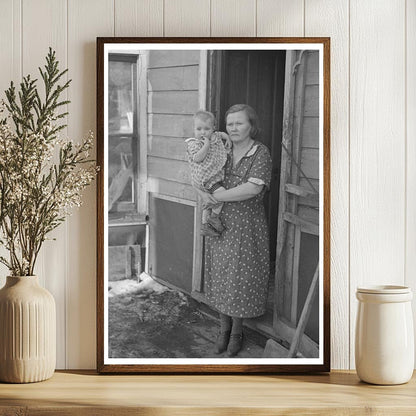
0,48,97,276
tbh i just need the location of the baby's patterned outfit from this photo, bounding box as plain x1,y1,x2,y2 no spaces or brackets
185,133,228,192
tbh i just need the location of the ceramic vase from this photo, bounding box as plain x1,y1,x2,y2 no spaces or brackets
0,276,56,383
355,285,414,385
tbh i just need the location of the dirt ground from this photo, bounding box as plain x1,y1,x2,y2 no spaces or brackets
108,278,266,359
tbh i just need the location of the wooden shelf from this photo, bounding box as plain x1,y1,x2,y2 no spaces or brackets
0,370,415,414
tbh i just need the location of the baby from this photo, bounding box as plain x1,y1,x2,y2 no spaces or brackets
185,110,231,237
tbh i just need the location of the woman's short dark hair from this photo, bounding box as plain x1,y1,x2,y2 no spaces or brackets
225,104,259,138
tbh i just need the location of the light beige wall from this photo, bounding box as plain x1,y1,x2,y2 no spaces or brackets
0,0,413,370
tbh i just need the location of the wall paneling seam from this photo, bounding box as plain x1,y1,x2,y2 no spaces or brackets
303,0,305,36
404,0,408,289
19,0,22,80
64,0,69,369
348,0,351,370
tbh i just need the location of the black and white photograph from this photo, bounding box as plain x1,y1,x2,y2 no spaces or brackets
97,38,330,373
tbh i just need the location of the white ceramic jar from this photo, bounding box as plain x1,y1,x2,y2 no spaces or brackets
355,285,414,385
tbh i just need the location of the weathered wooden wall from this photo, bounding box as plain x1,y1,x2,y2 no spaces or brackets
147,50,199,201
298,51,319,224
146,50,199,290
0,0,413,370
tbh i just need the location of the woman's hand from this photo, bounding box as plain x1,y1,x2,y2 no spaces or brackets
197,190,219,208
219,132,232,151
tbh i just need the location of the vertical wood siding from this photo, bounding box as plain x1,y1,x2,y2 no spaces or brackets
304,0,350,370
406,0,416,365
0,0,412,370
66,0,113,370
22,0,68,369
0,0,22,291
349,0,406,369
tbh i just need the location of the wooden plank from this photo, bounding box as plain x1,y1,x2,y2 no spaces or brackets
148,136,188,161
164,0,210,37
0,0,21,101
290,227,302,324
300,148,319,180
257,0,304,36
115,0,163,36
406,0,416,367
0,0,13,100
305,0,350,371
302,117,319,149
138,51,148,216
192,201,203,292
350,0,406,369
22,0,67,369
67,0,113,370
148,156,191,185
298,198,319,209
288,265,319,358
273,317,320,358
0,0,21,287
147,178,197,201
298,206,319,224
304,85,319,117
283,50,307,322
151,90,199,114
291,50,307,184
285,183,319,200
284,212,319,236
283,50,308,322
263,339,289,358
285,184,319,209
148,50,200,68
149,192,196,207
211,0,256,37
148,66,199,91
299,178,319,194
198,51,207,109
150,114,194,137
305,51,319,85
274,51,297,327
4,371,416,412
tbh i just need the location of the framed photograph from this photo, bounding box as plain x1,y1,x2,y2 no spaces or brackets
96,37,330,373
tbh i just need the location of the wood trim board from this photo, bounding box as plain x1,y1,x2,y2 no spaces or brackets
96,37,330,374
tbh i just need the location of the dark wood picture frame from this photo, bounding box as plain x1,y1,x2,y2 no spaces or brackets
97,37,330,373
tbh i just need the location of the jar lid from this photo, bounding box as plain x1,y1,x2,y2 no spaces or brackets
357,285,411,294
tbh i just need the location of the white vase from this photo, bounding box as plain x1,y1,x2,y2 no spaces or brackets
0,276,56,383
355,285,414,385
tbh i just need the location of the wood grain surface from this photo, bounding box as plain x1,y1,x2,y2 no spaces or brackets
0,371,415,415
305,0,350,371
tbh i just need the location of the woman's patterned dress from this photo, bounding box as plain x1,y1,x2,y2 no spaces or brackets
204,141,272,318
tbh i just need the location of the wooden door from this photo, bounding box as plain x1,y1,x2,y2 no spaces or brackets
208,50,286,263
207,51,285,331
207,50,320,357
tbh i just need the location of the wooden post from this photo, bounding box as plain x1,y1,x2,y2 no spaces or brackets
274,50,297,328
288,264,319,358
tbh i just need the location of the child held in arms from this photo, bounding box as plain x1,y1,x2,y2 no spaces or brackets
186,110,231,237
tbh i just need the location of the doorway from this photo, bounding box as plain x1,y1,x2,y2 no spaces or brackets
208,50,286,264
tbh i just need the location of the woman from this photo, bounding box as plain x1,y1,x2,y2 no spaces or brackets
198,104,272,357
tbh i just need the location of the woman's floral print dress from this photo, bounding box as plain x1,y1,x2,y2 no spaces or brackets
204,141,272,318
